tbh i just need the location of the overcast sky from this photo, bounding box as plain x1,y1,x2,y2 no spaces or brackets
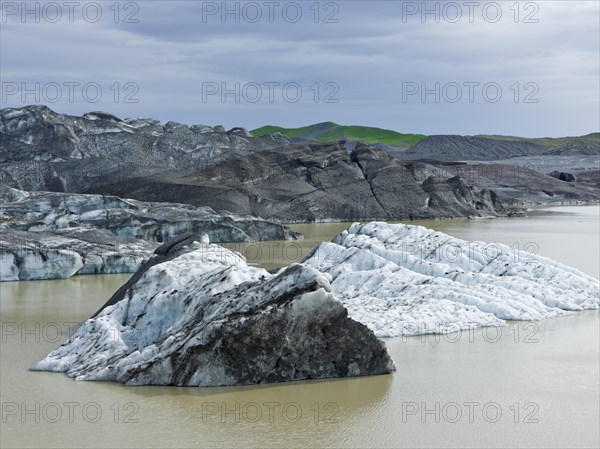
1,1,598,136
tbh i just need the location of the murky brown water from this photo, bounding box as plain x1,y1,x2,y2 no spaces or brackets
1,206,599,448
222,205,600,277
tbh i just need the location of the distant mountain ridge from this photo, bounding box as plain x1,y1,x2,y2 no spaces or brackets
252,123,599,161
404,134,600,161
251,122,427,150
477,133,600,148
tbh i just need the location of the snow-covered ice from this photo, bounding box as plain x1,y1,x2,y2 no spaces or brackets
302,222,600,337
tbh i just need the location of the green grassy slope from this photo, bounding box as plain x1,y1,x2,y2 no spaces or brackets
252,122,427,148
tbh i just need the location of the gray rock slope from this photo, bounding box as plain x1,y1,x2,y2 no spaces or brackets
0,105,289,163
402,135,550,161
4,106,594,222
400,134,599,161
0,183,300,281
89,142,505,222
32,240,395,386
417,162,600,205
0,105,290,194
1,106,506,221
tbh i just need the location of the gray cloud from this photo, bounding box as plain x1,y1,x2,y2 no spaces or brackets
1,0,598,136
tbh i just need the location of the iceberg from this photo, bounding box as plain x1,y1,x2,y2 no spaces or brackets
302,222,600,337
33,222,599,387
32,239,395,386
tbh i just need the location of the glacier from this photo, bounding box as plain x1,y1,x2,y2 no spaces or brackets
0,183,301,281
0,228,156,281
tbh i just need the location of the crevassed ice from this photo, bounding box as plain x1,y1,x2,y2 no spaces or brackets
302,222,600,337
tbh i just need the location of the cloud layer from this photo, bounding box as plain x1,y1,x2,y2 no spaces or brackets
1,1,598,136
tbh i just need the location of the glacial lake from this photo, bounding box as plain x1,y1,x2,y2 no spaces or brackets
1,205,599,448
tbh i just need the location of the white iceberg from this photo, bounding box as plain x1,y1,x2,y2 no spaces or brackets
302,222,600,337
